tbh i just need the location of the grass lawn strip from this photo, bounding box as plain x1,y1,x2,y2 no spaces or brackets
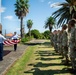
24,45,72,75
5,46,37,75
5,41,72,75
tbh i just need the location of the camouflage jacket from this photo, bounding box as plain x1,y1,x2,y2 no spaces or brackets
70,27,76,47
62,30,68,46
53,34,57,43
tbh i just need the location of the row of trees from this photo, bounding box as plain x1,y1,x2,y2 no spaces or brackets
26,17,55,39
21,29,50,43
14,0,55,39
14,0,76,39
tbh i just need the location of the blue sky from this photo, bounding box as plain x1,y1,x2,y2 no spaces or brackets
0,0,65,34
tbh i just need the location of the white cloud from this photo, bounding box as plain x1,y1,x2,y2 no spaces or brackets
4,16,13,20
0,7,6,13
48,1,51,5
50,2,61,8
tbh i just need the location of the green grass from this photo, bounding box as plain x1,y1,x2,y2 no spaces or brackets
5,41,73,75
5,46,37,75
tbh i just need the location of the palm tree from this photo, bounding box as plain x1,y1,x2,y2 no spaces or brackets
44,16,55,32
60,0,76,14
14,0,29,38
27,19,33,37
52,0,76,27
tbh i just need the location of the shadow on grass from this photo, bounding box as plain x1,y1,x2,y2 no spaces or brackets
38,42,52,48
35,57,63,61
24,53,70,74
24,42,43,46
43,42,53,47
24,41,52,47
24,41,72,75
3,50,11,56
24,42,42,45
28,62,65,67
35,50,59,57
24,67,70,75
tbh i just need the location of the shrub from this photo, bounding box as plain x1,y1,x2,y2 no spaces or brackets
21,36,34,43
31,29,41,39
43,30,50,39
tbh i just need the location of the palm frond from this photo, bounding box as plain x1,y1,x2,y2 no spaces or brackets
27,19,33,29
14,0,29,19
52,0,76,27
44,16,55,32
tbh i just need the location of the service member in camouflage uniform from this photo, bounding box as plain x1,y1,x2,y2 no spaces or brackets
59,30,63,55
68,19,76,70
57,30,61,53
53,30,58,52
62,25,69,64
67,22,71,63
50,32,54,46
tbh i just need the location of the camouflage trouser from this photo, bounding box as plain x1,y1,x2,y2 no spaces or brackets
69,47,76,69
63,46,68,61
60,45,64,56
50,38,54,46
57,43,60,53
58,43,62,54
54,42,58,52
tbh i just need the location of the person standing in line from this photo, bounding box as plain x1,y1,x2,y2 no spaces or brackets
68,20,76,71
67,21,71,63
62,25,69,64
12,32,19,51
57,30,61,53
53,30,58,52
50,32,54,46
0,31,6,61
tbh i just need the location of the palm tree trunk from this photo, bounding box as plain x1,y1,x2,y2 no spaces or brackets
20,17,23,38
49,25,52,32
29,28,31,37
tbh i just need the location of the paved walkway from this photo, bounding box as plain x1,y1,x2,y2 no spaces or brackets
0,44,28,75
0,40,46,75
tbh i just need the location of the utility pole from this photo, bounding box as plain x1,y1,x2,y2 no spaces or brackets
0,0,2,32
5,29,6,37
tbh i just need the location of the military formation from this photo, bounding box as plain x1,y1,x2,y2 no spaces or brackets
51,18,76,73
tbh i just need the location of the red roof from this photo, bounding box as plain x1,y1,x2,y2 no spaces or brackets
6,33,13,37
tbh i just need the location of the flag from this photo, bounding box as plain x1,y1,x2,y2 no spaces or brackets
3,40,20,46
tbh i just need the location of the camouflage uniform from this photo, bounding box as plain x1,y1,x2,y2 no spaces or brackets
53,32,58,52
59,31,63,55
50,33,54,46
62,30,68,62
67,31,71,58
57,31,61,53
69,27,76,69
